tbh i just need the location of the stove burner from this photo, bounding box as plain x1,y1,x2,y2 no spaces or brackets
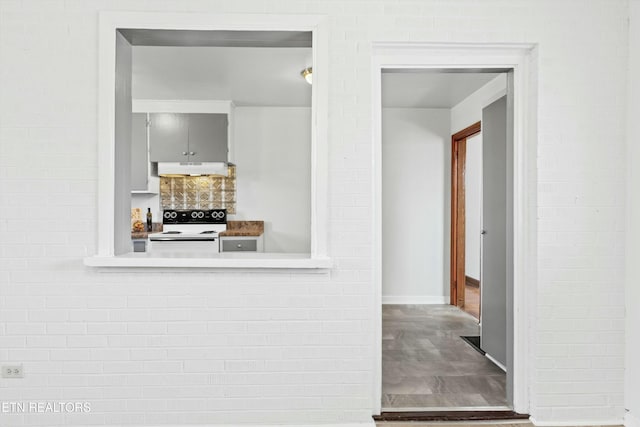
163,231,182,234
200,231,217,234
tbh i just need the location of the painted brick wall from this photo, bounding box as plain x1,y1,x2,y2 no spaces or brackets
0,0,628,425
626,2,640,427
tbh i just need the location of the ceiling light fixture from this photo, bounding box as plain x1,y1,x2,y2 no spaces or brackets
301,67,312,85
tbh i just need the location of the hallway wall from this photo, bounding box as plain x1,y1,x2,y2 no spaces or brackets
465,133,483,281
382,108,451,303
451,74,507,136
452,76,506,283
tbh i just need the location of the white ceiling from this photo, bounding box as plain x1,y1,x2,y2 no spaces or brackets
132,46,313,107
120,29,312,47
382,72,501,108
132,46,501,108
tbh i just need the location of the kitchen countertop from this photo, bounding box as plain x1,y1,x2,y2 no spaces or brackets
131,221,264,238
219,221,264,237
131,223,163,239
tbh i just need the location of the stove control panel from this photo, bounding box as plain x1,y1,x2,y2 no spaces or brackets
162,209,227,225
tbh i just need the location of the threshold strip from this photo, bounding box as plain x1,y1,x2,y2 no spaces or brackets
373,410,530,422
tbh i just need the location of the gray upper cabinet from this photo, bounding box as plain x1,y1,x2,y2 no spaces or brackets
131,113,149,191
148,113,228,163
149,113,189,162
188,114,228,162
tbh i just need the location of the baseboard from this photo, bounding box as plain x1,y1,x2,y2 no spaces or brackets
626,411,640,427
382,295,448,305
101,424,375,427
466,275,480,288
485,353,507,372
531,417,623,426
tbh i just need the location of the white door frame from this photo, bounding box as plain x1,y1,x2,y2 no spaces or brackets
371,42,538,415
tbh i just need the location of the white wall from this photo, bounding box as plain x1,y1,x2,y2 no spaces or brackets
465,133,482,280
130,193,161,225
382,108,450,303
451,74,507,135
234,107,311,253
626,2,640,426
132,46,312,107
114,32,133,255
452,76,506,283
0,1,630,425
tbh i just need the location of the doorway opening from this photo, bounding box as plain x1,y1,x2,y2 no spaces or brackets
372,41,537,420
380,69,511,413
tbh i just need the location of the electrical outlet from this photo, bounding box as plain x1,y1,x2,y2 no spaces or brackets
1,365,23,378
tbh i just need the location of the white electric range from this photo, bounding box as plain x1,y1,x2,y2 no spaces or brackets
149,209,227,254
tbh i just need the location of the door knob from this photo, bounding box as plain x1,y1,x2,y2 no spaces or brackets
481,230,487,235
182,152,188,156
189,152,196,156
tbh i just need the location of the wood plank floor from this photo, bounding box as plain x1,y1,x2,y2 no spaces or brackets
382,304,507,409
463,284,480,319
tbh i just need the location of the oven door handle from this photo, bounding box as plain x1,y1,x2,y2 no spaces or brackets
150,238,218,242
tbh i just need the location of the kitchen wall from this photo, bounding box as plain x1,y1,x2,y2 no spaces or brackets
0,1,629,426
130,45,312,253
465,133,483,281
382,108,450,303
131,193,160,225
233,107,311,253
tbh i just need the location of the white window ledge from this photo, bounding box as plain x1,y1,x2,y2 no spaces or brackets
84,252,332,269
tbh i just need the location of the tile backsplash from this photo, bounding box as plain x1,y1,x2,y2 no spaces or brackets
160,165,236,214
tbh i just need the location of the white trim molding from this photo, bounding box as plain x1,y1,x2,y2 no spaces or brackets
88,11,329,269
486,353,507,372
371,42,538,416
532,419,623,427
381,296,448,305
84,253,332,269
101,424,375,427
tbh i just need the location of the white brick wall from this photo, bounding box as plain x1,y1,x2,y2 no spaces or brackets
0,0,629,425
627,2,640,427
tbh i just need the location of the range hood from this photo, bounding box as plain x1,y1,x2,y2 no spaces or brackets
157,162,229,177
